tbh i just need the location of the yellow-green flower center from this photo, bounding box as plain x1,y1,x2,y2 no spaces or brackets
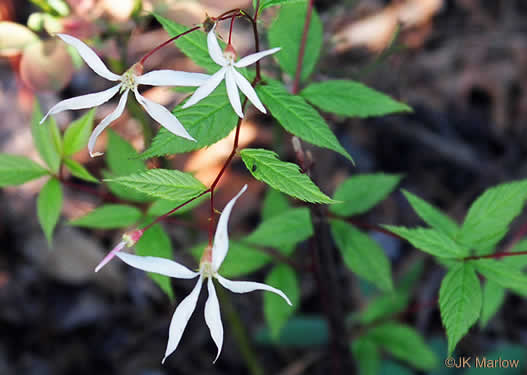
200,261,214,279
121,70,138,92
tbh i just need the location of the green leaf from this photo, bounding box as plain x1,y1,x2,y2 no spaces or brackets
367,322,438,371
154,14,222,73
141,84,238,159
37,178,63,245
245,208,313,253
402,190,458,237
105,169,206,202
0,154,48,186
262,188,290,220
472,259,527,295
330,173,402,216
256,80,352,161
502,239,527,270
32,101,61,173
104,171,153,203
190,241,271,278
70,204,142,229
62,109,95,156
331,220,393,292
255,316,328,348
479,280,506,329
264,265,299,338
351,338,381,375
106,130,146,176
385,226,469,258
147,194,208,217
135,224,174,299
268,1,323,81
240,148,335,203
458,180,527,253
301,80,411,118
439,263,482,355
63,158,98,183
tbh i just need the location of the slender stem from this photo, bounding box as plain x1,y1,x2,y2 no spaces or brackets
143,190,211,232
464,250,527,261
503,221,527,253
292,0,314,94
139,26,201,66
228,14,236,45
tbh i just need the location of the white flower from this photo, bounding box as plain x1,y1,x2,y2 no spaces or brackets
40,34,210,157
182,25,280,118
116,185,292,363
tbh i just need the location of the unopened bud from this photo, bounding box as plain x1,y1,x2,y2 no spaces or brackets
203,17,215,33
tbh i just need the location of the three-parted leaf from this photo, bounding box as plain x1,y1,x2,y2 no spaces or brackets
402,190,458,237
330,173,402,216
268,1,322,81
135,224,174,299
70,204,142,229
141,85,238,158
262,188,290,220
351,338,381,375
331,220,393,292
63,109,94,156
0,154,48,186
241,148,334,203
245,208,313,253
367,323,438,371
385,226,468,258
256,81,352,161
37,178,63,245
301,80,411,118
439,263,481,355
105,169,206,202
458,180,527,253
264,265,299,338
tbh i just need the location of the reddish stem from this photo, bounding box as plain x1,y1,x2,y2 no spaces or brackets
139,26,201,66
228,14,236,45
292,0,314,94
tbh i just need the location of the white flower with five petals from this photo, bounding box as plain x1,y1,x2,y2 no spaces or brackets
115,185,291,363
182,25,280,118
41,34,210,157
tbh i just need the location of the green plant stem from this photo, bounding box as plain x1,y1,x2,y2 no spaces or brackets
217,286,265,375
464,250,527,261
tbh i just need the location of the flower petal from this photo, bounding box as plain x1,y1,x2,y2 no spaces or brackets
181,67,226,109
204,278,223,363
137,70,211,87
225,67,243,118
232,68,266,114
57,33,121,81
207,25,227,67
212,185,248,271
95,240,125,272
87,88,129,157
216,274,292,306
40,84,121,124
162,276,203,364
134,90,195,142
116,252,199,279
234,47,281,68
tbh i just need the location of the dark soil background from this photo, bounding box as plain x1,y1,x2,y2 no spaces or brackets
1,0,527,374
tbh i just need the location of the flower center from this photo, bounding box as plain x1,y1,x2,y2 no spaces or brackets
223,45,237,65
121,70,138,91
200,261,214,279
